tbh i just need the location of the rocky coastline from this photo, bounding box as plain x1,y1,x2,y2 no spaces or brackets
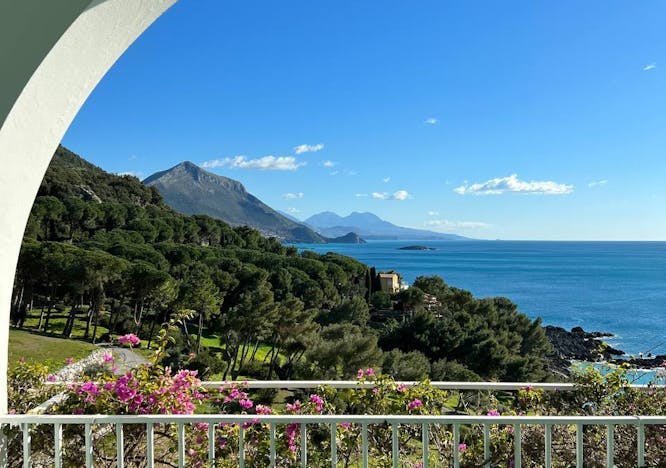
544,325,666,379
544,325,623,378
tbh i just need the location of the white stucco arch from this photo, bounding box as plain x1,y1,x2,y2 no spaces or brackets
0,0,178,412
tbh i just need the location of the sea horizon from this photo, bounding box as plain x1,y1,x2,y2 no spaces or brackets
294,239,666,358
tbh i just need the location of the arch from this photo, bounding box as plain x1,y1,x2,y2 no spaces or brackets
0,0,177,412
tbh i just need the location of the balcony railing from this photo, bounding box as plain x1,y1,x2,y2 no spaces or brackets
9,380,666,468
5,414,666,468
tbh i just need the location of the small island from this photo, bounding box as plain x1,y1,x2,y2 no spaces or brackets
327,232,366,244
399,245,436,251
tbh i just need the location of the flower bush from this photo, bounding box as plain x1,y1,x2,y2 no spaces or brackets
7,314,666,467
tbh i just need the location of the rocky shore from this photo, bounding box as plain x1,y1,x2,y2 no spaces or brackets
610,354,666,369
544,326,624,378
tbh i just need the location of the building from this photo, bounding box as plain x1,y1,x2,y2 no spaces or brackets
378,273,400,294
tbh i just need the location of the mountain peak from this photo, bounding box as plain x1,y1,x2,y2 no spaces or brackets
178,160,200,170
144,162,325,243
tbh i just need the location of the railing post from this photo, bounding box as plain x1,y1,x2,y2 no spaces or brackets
238,425,245,468
208,423,215,467
146,423,154,468
483,423,491,467
606,424,614,468
84,422,92,468
514,424,521,468
21,423,30,468
637,421,645,467
300,423,307,468
269,423,276,467
0,425,6,468
330,423,337,468
544,423,552,468
392,423,399,468
116,423,124,468
54,422,63,468
361,423,369,468
177,422,185,468
421,423,429,468
453,423,460,468
576,424,583,468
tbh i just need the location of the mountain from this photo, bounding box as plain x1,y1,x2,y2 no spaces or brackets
305,211,470,241
144,162,325,243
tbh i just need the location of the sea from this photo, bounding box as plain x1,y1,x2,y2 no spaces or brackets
293,240,666,363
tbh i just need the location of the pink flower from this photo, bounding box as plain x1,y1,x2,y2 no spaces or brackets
365,368,375,377
286,400,302,413
239,398,253,410
286,423,300,452
340,422,352,429
357,369,365,379
310,394,324,412
458,443,467,451
18,357,25,363
46,375,56,382
80,382,99,394
408,399,422,410
103,353,114,363
372,387,379,394
487,409,500,416
118,334,140,346
65,357,75,365
523,385,534,391
396,383,407,393
256,404,272,415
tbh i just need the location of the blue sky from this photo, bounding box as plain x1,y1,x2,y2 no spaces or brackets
63,0,666,240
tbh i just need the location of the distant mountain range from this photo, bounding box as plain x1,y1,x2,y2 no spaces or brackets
304,211,469,241
143,162,363,244
143,162,467,243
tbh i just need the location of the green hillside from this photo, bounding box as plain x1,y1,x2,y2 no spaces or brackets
13,146,552,382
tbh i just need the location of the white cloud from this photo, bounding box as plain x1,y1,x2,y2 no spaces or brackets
425,219,490,230
424,117,438,125
117,171,143,178
347,170,358,176
372,190,410,201
286,207,300,214
202,155,305,171
294,143,324,154
382,177,391,183
282,192,304,199
355,193,369,197
428,211,439,216
643,63,657,71
329,170,340,176
588,179,608,188
454,174,573,195
128,155,137,160
323,160,336,168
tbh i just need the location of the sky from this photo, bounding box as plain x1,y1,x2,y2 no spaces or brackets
62,0,666,240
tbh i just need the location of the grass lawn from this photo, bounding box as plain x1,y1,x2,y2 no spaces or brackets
8,328,97,372
22,309,110,341
195,333,284,365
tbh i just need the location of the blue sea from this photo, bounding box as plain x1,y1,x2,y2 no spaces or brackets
294,241,666,358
